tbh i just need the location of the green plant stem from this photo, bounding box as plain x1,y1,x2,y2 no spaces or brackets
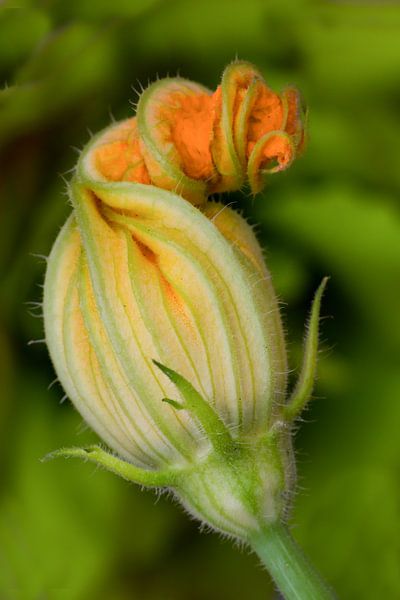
250,523,335,600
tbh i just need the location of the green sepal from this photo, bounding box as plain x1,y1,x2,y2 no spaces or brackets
283,277,329,421
43,445,178,487
153,360,235,454
162,397,185,410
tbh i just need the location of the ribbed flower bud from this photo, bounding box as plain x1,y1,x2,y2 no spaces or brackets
44,62,323,541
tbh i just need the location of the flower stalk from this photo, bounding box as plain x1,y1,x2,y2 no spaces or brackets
251,524,335,599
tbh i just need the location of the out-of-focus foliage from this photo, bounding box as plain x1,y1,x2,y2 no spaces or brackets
0,1,399,598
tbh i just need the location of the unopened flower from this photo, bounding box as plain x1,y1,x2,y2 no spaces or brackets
43,62,323,542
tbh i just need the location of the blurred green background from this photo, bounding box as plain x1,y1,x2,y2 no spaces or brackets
1,0,400,598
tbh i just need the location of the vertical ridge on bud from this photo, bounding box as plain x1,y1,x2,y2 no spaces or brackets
201,201,288,428
44,217,159,466
74,185,208,465
70,181,283,436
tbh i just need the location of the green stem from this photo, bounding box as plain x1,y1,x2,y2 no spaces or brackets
250,523,335,600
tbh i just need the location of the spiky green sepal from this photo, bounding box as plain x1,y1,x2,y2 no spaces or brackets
284,277,329,421
43,445,179,487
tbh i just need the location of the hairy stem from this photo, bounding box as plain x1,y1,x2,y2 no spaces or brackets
250,523,335,600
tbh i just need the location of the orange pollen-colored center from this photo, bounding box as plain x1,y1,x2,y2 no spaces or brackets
94,119,151,185
164,92,215,180
93,77,301,193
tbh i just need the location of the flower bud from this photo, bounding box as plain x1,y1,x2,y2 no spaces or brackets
44,62,323,540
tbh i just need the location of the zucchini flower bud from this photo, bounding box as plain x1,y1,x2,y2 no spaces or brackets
43,62,323,542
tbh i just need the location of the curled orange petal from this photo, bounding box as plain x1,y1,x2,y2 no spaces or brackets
89,61,305,204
